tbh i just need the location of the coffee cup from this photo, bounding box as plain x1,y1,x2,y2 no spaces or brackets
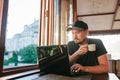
88,44,96,52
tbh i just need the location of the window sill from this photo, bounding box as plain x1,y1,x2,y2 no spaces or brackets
0,69,40,80
1,65,39,76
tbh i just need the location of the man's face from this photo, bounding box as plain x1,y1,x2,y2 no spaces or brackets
72,29,88,44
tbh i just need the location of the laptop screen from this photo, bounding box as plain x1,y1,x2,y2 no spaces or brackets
37,45,63,61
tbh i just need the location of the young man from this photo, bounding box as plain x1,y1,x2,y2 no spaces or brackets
67,20,109,74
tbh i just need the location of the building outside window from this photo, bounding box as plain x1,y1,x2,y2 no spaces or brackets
4,0,40,68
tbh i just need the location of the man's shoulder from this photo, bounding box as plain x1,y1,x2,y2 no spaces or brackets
88,38,102,44
88,38,101,41
67,41,75,45
68,41,74,43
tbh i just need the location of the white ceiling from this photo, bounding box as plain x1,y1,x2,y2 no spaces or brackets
76,0,120,31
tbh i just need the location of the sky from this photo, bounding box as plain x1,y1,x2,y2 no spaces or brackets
6,0,40,39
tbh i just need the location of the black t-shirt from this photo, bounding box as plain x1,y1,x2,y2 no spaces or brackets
67,38,107,66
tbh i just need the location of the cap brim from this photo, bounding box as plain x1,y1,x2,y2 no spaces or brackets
67,27,84,31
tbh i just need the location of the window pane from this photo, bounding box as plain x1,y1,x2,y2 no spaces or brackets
4,0,40,68
54,0,69,44
88,35,120,60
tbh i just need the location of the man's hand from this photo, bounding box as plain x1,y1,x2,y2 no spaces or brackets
76,44,88,56
71,64,85,72
69,44,88,64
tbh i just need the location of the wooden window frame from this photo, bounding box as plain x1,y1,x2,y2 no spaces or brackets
0,0,69,77
0,0,40,77
0,0,9,76
39,0,54,46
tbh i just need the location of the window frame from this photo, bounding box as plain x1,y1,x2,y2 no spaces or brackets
0,0,69,77
0,0,41,77
0,0,8,76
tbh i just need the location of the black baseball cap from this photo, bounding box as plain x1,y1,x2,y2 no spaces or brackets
67,20,88,31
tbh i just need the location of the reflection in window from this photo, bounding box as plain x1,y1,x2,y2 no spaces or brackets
4,0,40,68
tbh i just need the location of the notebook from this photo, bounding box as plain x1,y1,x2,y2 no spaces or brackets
37,45,87,76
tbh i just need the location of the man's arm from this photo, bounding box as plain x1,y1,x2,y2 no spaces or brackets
71,54,109,73
69,51,80,64
69,44,88,64
83,54,109,73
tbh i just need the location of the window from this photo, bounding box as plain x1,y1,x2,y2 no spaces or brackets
1,0,70,76
88,35,120,60
53,0,69,45
40,0,69,45
4,0,40,69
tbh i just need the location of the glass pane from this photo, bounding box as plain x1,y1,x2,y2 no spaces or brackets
88,35,120,60
54,0,69,44
4,0,40,68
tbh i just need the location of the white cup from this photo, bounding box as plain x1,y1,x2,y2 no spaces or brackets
88,44,96,52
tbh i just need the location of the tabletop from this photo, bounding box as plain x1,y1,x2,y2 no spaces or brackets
34,73,119,80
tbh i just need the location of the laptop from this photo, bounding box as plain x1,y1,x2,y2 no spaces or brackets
37,45,87,76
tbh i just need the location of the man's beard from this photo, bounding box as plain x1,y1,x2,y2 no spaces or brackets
74,38,86,44
74,39,82,44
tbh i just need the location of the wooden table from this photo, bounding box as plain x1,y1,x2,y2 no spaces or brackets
34,73,119,80
2,72,118,80
91,73,119,80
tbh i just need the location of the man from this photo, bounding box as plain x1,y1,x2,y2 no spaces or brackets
67,20,109,74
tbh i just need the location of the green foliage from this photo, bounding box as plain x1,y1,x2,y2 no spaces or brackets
4,51,9,55
19,44,37,63
9,51,18,66
4,60,9,65
4,51,18,66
